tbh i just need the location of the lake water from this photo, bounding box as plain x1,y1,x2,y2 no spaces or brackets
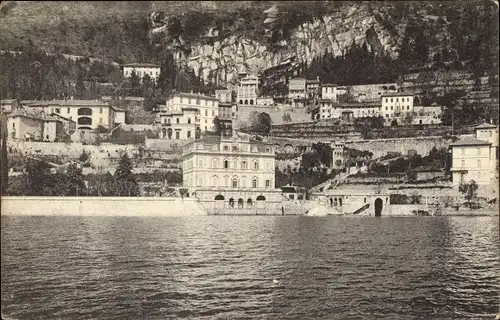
1,215,499,319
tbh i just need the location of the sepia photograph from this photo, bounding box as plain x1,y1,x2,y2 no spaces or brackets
0,1,499,319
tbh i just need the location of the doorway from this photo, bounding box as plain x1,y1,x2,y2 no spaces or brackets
374,198,383,217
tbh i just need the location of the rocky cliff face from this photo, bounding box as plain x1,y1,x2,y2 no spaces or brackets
150,3,406,87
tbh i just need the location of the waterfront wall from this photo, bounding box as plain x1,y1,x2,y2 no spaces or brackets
1,197,208,216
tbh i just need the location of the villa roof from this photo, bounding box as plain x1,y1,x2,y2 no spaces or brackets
322,83,337,87
450,137,491,146
26,100,111,107
380,92,414,97
474,122,497,130
122,62,160,68
318,100,380,107
169,92,218,101
289,77,306,81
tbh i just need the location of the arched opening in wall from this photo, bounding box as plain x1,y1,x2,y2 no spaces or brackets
215,195,224,200
247,198,253,208
334,198,338,206
256,195,266,201
238,198,244,208
78,117,92,125
374,198,383,217
229,197,235,208
239,100,243,104
162,128,167,138
77,108,92,116
339,198,343,206
249,99,254,105
167,128,173,139
330,198,333,207
244,99,248,105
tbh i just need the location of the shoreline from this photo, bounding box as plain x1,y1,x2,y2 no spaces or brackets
1,196,497,217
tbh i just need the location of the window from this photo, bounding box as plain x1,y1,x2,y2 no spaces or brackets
265,180,270,188
477,160,481,168
252,179,257,188
232,179,238,188
223,145,229,151
189,99,192,105
67,108,70,113
224,160,229,169
390,98,393,102
99,118,103,124
199,159,204,168
212,158,218,168
188,118,191,124
205,126,207,130
205,109,208,116
461,148,465,155
56,108,62,114
196,99,200,105
187,131,191,138
180,98,183,103
385,107,388,110
407,97,409,102
100,108,103,114
176,118,180,124
12,122,15,128
461,160,465,168
477,148,481,155
175,131,180,139
242,160,247,169
232,146,238,151
396,98,399,102
390,106,393,110
385,98,388,103
254,161,259,170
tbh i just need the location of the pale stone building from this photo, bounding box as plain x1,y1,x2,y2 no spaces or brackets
380,92,414,121
321,83,338,101
449,122,498,188
331,141,346,169
288,77,307,100
163,92,219,133
7,109,64,142
319,101,380,121
122,63,161,82
182,134,282,214
26,100,121,132
237,75,260,106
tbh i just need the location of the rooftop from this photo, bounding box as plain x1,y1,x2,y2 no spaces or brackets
168,92,218,101
380,92,414,98
450,137,492,146
26,99,111,106
474,122,497,130
122,63,160,68
322,83,337,87
318,100,380,107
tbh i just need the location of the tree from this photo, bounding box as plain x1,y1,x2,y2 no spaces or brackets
255,112,272,136
213,116,223,134
0,114,8,195
114,153,139,196
75,71,86,99
130,70,140,96
66,163,85,196
141,73,152,97
458,180,479,208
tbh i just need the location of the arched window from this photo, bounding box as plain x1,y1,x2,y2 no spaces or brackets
232,178,238,188
249,99,254,105
334,198,338,206
252,178,258,189
78,117,92,125
212,175,218,187
241,160,247,169
77,108,92,116
212,158,219,168
339,198,343,206
241,176,247,188
232,145,238,151
224,175,229,187
244,99,248,105
229,198,235,208
256,195,266,201
247,198,253,207
238,198,244,208
224,160,229,169
162,128,167,138
253,161,259,170
239,100,243,104
215,195,224,200
233,160,237,170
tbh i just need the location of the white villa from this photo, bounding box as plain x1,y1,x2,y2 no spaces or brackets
182,134,282,214
122,63,161,82
449,122,499,190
